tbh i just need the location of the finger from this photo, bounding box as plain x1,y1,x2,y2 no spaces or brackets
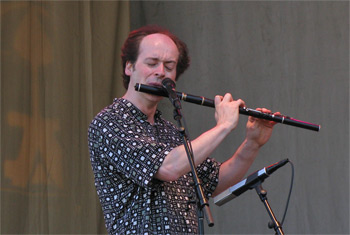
222,93,233,102
236,99,246,108
214,95,223,106
256,107,272,113
262,108,272,113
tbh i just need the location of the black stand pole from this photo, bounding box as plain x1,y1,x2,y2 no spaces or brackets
173,108,214,235
255,183,284,235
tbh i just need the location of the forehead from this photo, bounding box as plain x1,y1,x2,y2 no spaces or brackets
138,33,179,60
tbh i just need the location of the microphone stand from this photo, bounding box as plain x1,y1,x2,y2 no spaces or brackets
172,106,214,235
254,182,284,235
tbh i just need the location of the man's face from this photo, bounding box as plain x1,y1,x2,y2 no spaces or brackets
125,33,179,99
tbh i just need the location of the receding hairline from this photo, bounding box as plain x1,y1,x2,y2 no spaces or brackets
135,33,180,63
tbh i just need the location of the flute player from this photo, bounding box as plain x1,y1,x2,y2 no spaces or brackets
87,25,279,235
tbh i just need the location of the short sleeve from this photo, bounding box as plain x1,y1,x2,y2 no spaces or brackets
196,158,221,198
88,110,174,188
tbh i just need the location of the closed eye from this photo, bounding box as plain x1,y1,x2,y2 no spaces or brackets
164,62,176,71
147,63,157,67
144,58,177,71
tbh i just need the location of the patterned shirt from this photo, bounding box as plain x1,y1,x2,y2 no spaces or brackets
88,98,221,235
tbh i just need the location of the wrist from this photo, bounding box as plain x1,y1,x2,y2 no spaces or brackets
216,122,234,135
243,138,262,151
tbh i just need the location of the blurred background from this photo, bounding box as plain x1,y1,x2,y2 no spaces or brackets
1,1,348,234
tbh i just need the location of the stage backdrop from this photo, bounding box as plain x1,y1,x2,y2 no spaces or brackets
1,1,349,234
130,1,349,234
1,1,129,234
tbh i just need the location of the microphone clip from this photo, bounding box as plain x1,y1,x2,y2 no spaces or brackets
162,78,182,109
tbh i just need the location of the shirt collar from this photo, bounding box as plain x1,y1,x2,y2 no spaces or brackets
113,98,162,122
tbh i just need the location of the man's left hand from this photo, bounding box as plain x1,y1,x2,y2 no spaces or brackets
245,108,280,148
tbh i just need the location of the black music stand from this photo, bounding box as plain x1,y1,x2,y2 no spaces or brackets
172,107,214,235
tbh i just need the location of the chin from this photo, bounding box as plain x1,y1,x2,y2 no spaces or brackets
144,93,163,102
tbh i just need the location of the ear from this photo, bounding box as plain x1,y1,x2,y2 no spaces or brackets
125,61,134,76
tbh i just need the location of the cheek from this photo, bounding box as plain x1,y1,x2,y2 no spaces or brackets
135,64,154,76
166,71,177,80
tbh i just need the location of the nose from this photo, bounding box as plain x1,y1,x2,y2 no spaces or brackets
154,63,165,78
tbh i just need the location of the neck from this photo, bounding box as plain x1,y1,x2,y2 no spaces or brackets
123,90,159,125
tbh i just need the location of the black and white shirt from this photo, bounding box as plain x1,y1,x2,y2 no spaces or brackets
88,98,220,235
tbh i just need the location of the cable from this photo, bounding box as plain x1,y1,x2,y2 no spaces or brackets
280,160,294,226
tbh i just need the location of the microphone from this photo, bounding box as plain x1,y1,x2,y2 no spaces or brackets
162,78,182,109
214,159,289,206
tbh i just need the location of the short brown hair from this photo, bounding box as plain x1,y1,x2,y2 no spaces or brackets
121,25,190,89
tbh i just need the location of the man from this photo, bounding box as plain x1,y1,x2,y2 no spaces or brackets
88,25,278,234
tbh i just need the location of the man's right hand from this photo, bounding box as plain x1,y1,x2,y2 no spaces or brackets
214,93,246,132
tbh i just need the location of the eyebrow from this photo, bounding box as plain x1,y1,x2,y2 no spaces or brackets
145,57,177,64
